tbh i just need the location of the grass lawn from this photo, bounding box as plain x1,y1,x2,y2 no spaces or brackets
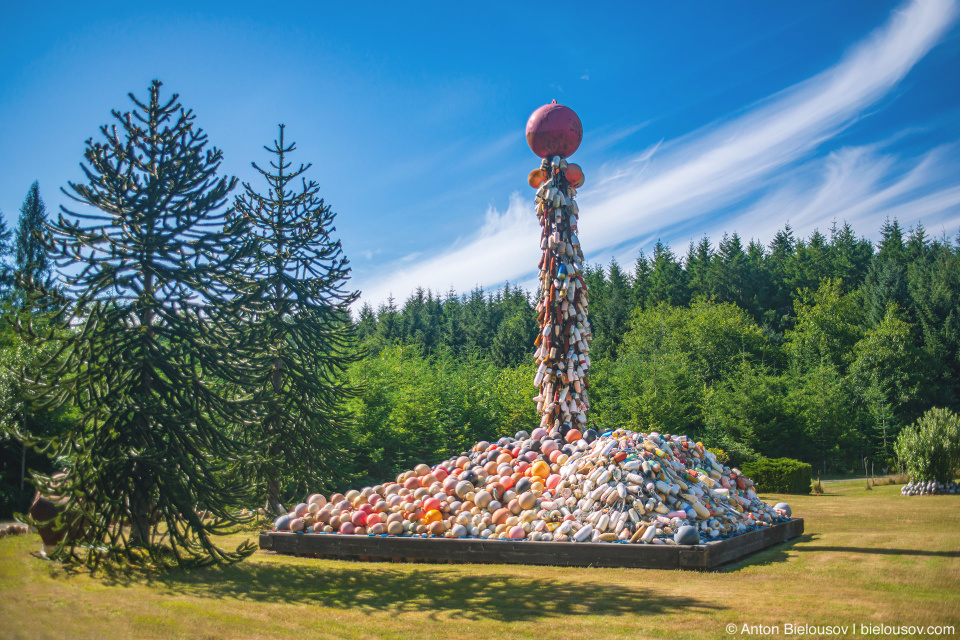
1,480,957,640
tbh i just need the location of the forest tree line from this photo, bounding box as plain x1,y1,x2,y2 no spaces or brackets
347,219,959,481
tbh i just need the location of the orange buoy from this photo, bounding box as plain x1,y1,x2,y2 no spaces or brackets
421,509,443,524
528,168,546,188
531,460,550,479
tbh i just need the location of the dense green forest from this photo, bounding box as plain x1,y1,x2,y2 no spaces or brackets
2,188,959,517
346,220,959,483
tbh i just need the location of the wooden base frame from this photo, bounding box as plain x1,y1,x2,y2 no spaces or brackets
259,518,804,569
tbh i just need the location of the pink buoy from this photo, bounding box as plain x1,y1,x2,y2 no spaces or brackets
508,526,526,540
546,474,562,490
339,521,355,535
526,101,583,158
351,511,368,527
423,497,443,513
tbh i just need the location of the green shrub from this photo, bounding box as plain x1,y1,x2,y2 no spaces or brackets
741,457,812,494
894,407,960,483
708,447,730,466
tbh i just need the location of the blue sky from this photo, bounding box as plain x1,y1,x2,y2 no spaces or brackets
2,0,959,307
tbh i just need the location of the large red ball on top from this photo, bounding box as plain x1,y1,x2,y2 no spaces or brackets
526,101,582,158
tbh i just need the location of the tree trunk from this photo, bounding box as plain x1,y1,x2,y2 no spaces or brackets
130,458,153,546
265,478,284,515
20,441,26,493
131,271,155,547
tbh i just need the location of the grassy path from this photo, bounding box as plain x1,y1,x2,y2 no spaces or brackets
1,482,957,639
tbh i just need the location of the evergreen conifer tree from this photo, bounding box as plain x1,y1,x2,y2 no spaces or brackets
491,283,536,367
440,288,466,355
685,236,713,300
646,241,687,307
0,211,11,296
225,125,360,513
829,221,873,289
592,259,631,360
14,182,51,289
356,303,378,342
19,80,254,567
713,232,749,309
632,250,650,309
765,224,796,330
376,295,401,345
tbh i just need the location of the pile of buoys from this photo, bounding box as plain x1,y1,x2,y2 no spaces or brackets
272,428,791,545
0,523,29,538
901,480,958,496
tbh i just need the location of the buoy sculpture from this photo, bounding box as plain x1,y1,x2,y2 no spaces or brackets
527,101,592,440
263,102,797,551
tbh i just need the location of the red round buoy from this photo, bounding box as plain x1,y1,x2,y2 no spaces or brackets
526,101,583,158
565,163,584,189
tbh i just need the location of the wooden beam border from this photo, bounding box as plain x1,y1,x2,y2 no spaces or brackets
259,518,804,569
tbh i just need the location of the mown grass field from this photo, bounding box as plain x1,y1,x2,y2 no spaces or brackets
1,479,958,640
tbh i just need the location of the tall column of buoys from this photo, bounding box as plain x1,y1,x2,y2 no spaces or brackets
526,101,592,441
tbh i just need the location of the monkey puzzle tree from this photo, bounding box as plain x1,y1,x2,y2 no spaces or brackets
20,80,256,567
226,125,359,514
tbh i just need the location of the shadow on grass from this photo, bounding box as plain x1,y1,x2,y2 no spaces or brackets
143,561,724,622
796,546,960,558
717,534,816,572
718,535,960,572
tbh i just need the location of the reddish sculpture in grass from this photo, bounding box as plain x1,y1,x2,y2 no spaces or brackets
525,101,583,158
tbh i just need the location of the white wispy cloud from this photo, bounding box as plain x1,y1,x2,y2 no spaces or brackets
602,142,960,267
357,0,959,305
